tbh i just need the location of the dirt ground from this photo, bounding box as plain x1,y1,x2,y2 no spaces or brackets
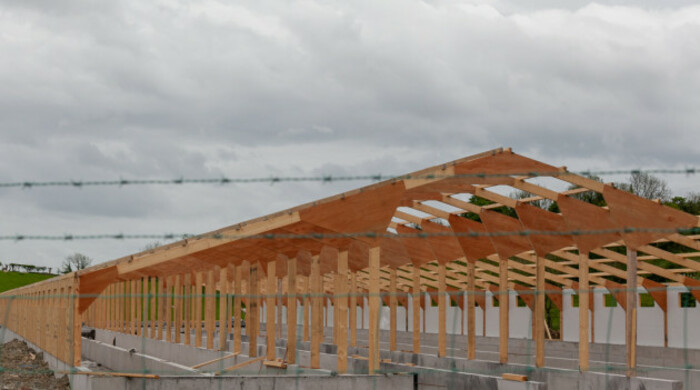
0,339,70,390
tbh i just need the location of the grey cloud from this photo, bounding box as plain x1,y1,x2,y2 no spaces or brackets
1,0,699,268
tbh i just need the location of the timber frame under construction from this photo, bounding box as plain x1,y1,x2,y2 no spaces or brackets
2,147,700,389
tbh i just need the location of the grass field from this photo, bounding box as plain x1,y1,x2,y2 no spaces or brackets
0,271,57,294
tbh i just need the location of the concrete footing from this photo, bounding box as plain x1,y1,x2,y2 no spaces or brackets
3,323,694,389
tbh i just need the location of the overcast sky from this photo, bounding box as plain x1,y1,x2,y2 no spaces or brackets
1,0,699,270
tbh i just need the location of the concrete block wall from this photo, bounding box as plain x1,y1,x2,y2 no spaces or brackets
243,283,700,350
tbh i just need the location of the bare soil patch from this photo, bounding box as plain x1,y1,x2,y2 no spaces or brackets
0,339,70,390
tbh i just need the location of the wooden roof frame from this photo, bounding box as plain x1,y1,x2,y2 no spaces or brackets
15,147,696,311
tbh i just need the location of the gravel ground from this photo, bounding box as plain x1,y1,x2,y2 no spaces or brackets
0,339,70,390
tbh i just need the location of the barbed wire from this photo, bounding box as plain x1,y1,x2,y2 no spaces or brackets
1,226,699,242
0,168,697,189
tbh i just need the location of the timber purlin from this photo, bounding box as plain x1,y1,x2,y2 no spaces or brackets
1,147,699,377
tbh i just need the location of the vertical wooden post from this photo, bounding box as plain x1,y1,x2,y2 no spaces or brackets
467,260,476,360
266,261,276,361
389,267,397,352
626,248,637,377
158,277,166,340
136,279,142,337
130,280,136,335
174,274,182,344
590,287,595,343
499,256,509,364
438,262,446,357
287,257,297,364
422,292,426,335
117,282,123,333
579,252,589,371
150,277,157,339
368,246,380,374
166,276,173,342
249,263,259,357
277,277,283,340
206,269,215,349
234,264,243,354
184,273,191,346
195,272,203,348
349,272,357,347
535,256,545,368
219,266,229,351
109,283,115,331
413,263,421,354
337,251,349,373
310,255,322,369
303,277,310,342
333,272,339,345
72,275,81,367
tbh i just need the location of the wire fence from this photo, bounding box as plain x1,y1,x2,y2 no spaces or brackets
0,168,699,388
0,168,696,189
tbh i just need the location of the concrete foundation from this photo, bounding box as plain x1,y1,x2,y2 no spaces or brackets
3,322,696,389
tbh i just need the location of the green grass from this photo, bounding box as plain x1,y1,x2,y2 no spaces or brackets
0,271,57,293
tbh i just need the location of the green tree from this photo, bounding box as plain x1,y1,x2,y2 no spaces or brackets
617,172,670,201
60,253,93,274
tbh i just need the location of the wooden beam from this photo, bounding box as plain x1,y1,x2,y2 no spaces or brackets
266,261,276,361
174,274,182,344
221,356,265,373
337,251,349,373
626,249,637,377
350,272,357,348
579,252,589,372
166,276,172,342
368,246,381,374
499,255,509,364
389,267,397,352
206,270,215,349
234,264,243,354
150,277,157,339
412,263,421,354
131,280,137,336
191,352,240,369
248,263,259,357
116,212,301,277
286,256,297,363
467,260,476,360
195,272,203,347
309,251,322,369
184,273,191,346
219,266,229,351
535,256,545,368
438,262,446,358
303,276,310,343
